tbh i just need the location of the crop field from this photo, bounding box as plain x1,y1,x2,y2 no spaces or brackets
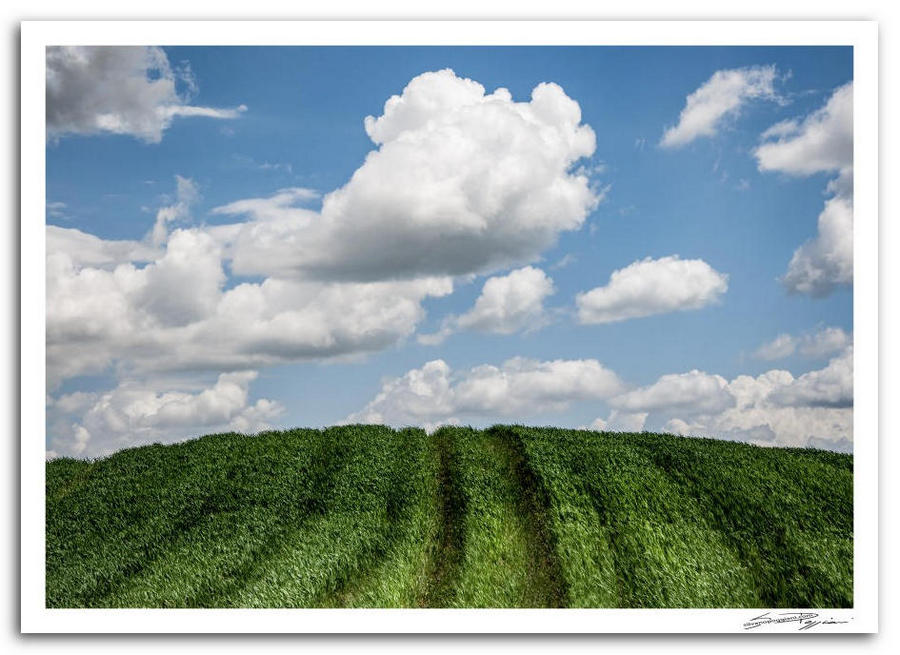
46,425,853,608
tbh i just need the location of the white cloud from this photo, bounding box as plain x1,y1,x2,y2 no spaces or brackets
754,326,851,361
419,266,555,344
347,350,852,451
798,326,852,358
755,83,852,176
628,348,854,450
576,255,728,324
211,187,319,222
46,231,453,385
45,177,455,388
457,266,554,333
610,370,735,415
48,372,284,458
768,346,853,408
590,410,648,433
755,83,854,297
781,195,853,297
46,46,246,143
346,357,624,428
218,69,599,281
754,333,797,360
46,226,159,268
660,66,779,148
151,175,199,245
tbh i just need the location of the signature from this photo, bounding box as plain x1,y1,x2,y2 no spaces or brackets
743,611,851,631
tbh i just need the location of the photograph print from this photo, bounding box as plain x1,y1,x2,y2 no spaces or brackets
37,35,863,622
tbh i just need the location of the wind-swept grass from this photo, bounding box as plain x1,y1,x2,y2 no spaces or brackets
46,425,853,608
508,426,852,608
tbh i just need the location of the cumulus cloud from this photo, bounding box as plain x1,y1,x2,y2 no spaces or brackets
46,233,453,386
619,348,854,450
346,357,624,428
47,372,283,458
754,326,851,361
660,66,779,148
781,195,853,297
45,176,456,388
576,255,728,324
46,225,159,268
798,326,852,358
755,83,854,297
755,82,853,176
767,346,853,408
46,46,246,143
349,350,853,450
610,370,735,415
418,266,555,345
217,69,599,281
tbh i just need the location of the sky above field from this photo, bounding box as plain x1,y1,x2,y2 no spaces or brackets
45,46,854,458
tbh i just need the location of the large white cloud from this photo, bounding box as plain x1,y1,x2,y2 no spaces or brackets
47,46,246,143
218,69,600,281
346,357,624,429
576,255,728,324
46,227,453,386
418,266,555,345
45,176,455,387
755,83,854,297
47,372,283,458
660,66,779,148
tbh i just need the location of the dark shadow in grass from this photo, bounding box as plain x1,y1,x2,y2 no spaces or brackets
632,435,853,609
184,442,355,608
488,426,568,608
420,427,466,608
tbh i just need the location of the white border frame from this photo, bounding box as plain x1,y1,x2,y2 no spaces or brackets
20,20,878,634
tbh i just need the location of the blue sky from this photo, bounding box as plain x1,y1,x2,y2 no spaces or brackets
45,46,854,457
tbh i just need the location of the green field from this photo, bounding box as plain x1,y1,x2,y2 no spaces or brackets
46,425,853,608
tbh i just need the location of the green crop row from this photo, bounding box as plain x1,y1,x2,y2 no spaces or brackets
509,426,852,608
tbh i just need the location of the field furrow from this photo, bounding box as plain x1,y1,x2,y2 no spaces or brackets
438,427,566,608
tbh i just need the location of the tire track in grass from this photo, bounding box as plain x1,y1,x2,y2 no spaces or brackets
490,427,568,608
420,427,466,607
446,427,566,607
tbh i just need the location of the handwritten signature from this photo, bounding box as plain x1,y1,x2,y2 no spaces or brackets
743,611,850,631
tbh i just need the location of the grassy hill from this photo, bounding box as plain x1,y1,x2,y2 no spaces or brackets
46,425,853,608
